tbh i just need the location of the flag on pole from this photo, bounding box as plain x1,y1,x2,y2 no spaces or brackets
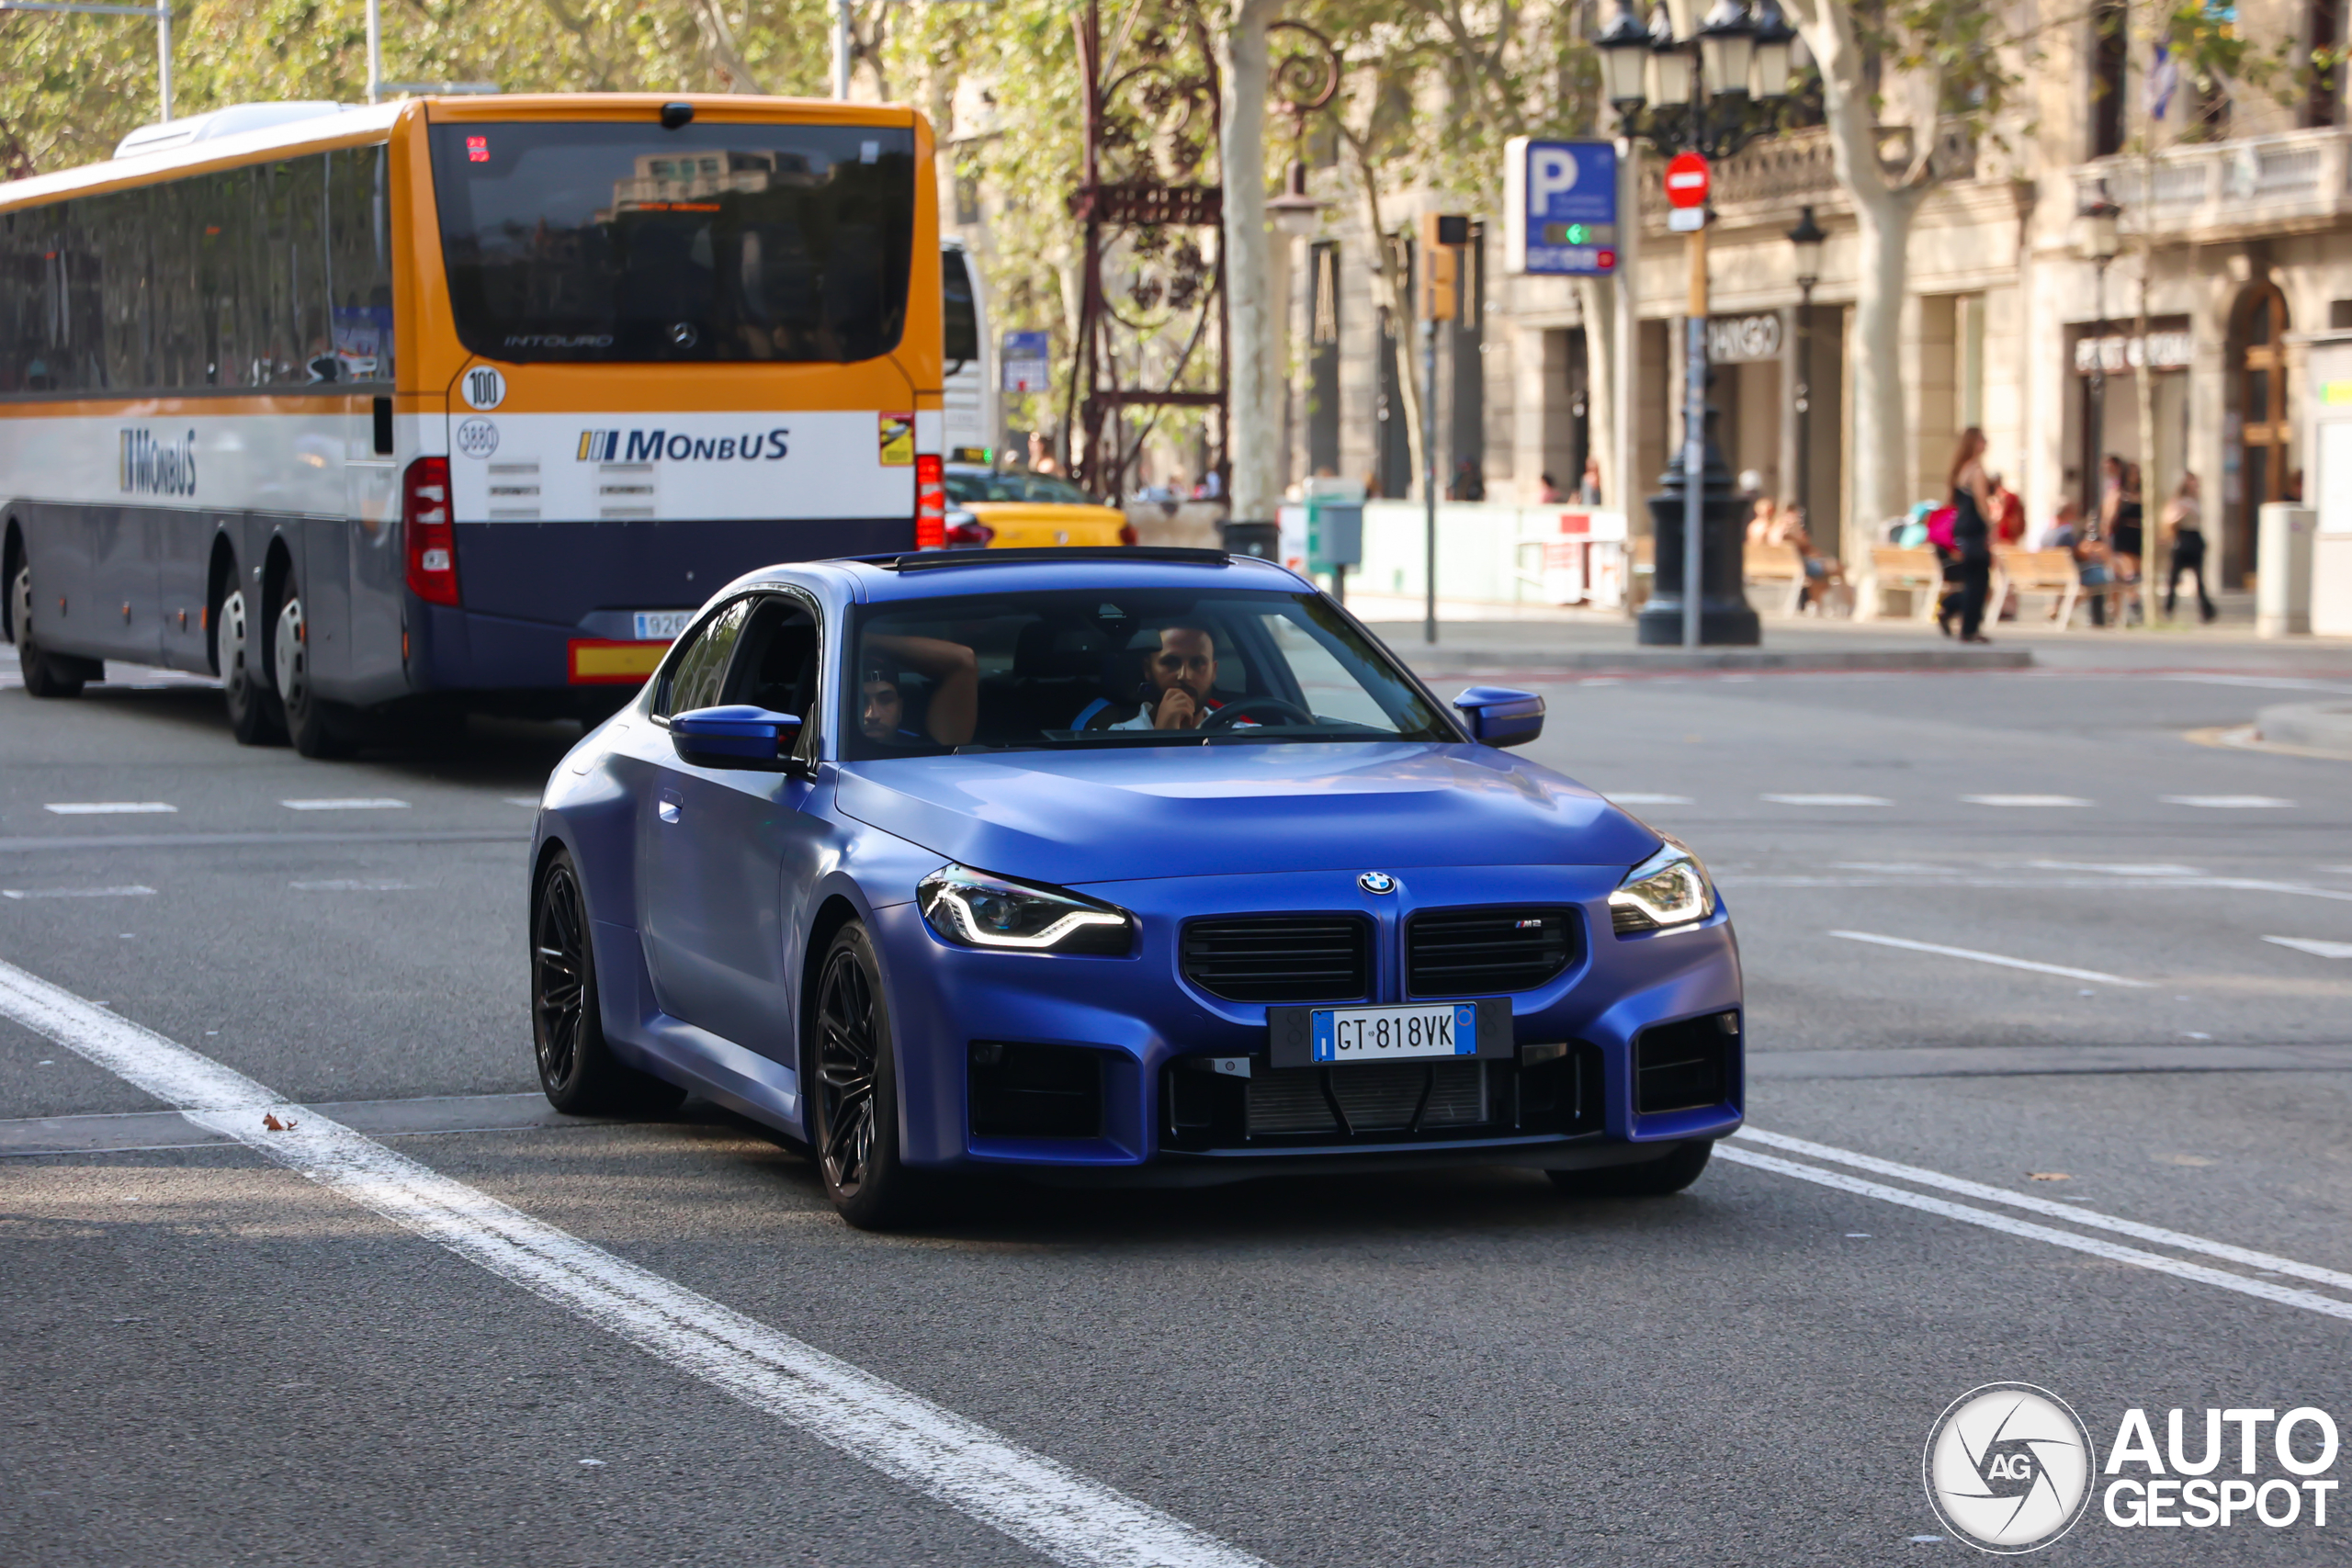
2147,40,2179,120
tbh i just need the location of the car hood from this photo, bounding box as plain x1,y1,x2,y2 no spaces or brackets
834,743,1659,887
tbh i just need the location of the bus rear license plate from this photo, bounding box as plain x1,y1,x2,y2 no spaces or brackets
1309,1003,1478,1065
632,611,692,641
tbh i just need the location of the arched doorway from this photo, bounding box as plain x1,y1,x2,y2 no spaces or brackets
2229,282,2291,586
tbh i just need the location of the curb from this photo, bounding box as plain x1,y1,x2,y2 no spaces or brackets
1397,646,2034,675
2256,702,2352,759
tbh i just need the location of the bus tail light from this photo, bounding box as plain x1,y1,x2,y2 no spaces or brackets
915,453,945,549
402,457,459,606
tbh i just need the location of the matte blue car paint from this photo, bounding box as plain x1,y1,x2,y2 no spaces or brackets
529,551,1745,1179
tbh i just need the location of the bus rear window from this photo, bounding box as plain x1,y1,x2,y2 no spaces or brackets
429,121,914,365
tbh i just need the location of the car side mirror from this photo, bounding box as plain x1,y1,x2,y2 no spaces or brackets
1452,685,1544,748
670,705,806,771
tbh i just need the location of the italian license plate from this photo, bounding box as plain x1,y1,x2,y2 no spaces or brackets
1311,1002,1478,1065
631,610,693,641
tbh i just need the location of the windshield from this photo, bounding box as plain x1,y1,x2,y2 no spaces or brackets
843,588,1454,760
944,470,1099,506
429,121,914,364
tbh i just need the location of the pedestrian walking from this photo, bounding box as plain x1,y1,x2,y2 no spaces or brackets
2162,471,2216,623
1946,427,1996,643
1578,456,1603,503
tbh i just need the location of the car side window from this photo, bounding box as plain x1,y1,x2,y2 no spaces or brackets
654,598,752,718
724,596,822,720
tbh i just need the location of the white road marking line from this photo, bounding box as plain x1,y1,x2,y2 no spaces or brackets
0,957,1271,1568
43,802,176,816
2,886,156,899
1826,929,2150,987
281,798,411,811
288,880,416,892
1608,793,1693,806
2264,935,2352,960
1961,795,2092,807
1714,1146,2352,1323
503,795,542,807
2027,861,2203,876
1831,862,1955,874
1735,1126,2352,1296
1732,873,2352,905
1761,794,1892,807
2163,795,2295,809
2160,673,2352,693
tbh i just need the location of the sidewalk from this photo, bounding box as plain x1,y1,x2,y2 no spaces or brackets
1361,589,2352,679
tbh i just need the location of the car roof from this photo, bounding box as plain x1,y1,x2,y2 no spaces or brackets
728,549,1310,605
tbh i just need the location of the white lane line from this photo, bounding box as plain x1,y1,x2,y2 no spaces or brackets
281,798,411,811
43,802,176,816
2,886,156,899
1608,793,1693,806
0,956,1269,1568
2163,795,2295,809
1961,795,2092,807
2264,935,2352,960
1735,1127,2352,1295
1714,1143,2352,1324
1826,929,2150,987
502,795,542,808
2027,861,2203,877
1761,794,1892,807
288,879,416,892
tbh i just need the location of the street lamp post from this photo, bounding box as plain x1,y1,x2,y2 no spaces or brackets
2078,190,2121,526
1786,205,1824,537
1598,0,1796,648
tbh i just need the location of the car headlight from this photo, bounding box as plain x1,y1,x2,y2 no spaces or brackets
918,864,1134,954
1608,840,1715,934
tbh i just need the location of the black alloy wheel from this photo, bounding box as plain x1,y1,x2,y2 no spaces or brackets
809,922,933,1229
531,851,683,1116
1546,1139,1713,1198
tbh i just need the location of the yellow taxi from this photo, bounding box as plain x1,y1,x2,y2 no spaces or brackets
942,463,1136,549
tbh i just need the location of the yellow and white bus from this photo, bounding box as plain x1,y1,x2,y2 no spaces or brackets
0,94,945,754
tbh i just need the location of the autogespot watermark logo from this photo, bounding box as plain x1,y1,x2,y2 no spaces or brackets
1924,1384,2096,1553
1926,1388,2344,1552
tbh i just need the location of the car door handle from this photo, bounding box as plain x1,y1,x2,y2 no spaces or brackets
659,790,683,824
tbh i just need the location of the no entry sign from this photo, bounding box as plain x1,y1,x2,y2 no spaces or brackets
1664,151,1710,209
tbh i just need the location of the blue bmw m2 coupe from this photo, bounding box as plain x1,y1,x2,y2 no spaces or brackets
528,547,1742,1227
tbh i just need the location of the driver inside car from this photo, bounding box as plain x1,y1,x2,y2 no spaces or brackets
1111,623,1245,731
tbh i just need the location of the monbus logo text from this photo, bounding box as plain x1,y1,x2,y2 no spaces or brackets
576,429,790,464
119,428,198,497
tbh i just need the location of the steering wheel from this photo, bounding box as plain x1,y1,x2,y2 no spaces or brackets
1199,696,1317,730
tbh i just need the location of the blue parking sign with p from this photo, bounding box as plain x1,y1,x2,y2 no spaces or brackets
1505,138,1618,276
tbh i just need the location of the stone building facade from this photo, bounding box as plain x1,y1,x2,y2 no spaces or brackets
1272,0,2352,586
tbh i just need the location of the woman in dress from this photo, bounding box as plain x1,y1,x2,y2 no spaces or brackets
1947,428,1998,643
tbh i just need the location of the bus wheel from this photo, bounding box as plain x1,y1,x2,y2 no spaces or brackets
216,589,286,746
274,595,357,759
14,563,87,700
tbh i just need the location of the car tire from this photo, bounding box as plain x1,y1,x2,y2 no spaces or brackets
14,561,92,699
216,588,286,746
808,921,936,1230
1546,1139,1713,1198
274,593,358,759
532,850,685,1117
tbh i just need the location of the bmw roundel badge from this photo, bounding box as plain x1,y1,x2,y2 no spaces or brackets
1357,871,1397,895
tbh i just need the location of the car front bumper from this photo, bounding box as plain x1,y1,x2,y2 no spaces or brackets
865,863,1744,1182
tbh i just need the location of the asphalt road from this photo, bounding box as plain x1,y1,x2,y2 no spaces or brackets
5,636,2352,1566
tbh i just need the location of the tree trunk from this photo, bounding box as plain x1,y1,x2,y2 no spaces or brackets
1574,275,1615,504
686,0,765,93
1788,0,1933,562
1216,0,1281,520
1342,130,1424,496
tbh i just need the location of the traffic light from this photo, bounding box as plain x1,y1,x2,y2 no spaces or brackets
1419,212,1470,321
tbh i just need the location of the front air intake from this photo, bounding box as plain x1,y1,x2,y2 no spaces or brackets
1633,1012,1738,1114
968,1042,1102,1138
1407,908,1575,996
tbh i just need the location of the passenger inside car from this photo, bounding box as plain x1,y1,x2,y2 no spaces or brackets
858,634,979,747
1106,624,1227,730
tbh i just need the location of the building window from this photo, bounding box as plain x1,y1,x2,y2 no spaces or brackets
2310,0,2346,127
2091,0,2127,157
